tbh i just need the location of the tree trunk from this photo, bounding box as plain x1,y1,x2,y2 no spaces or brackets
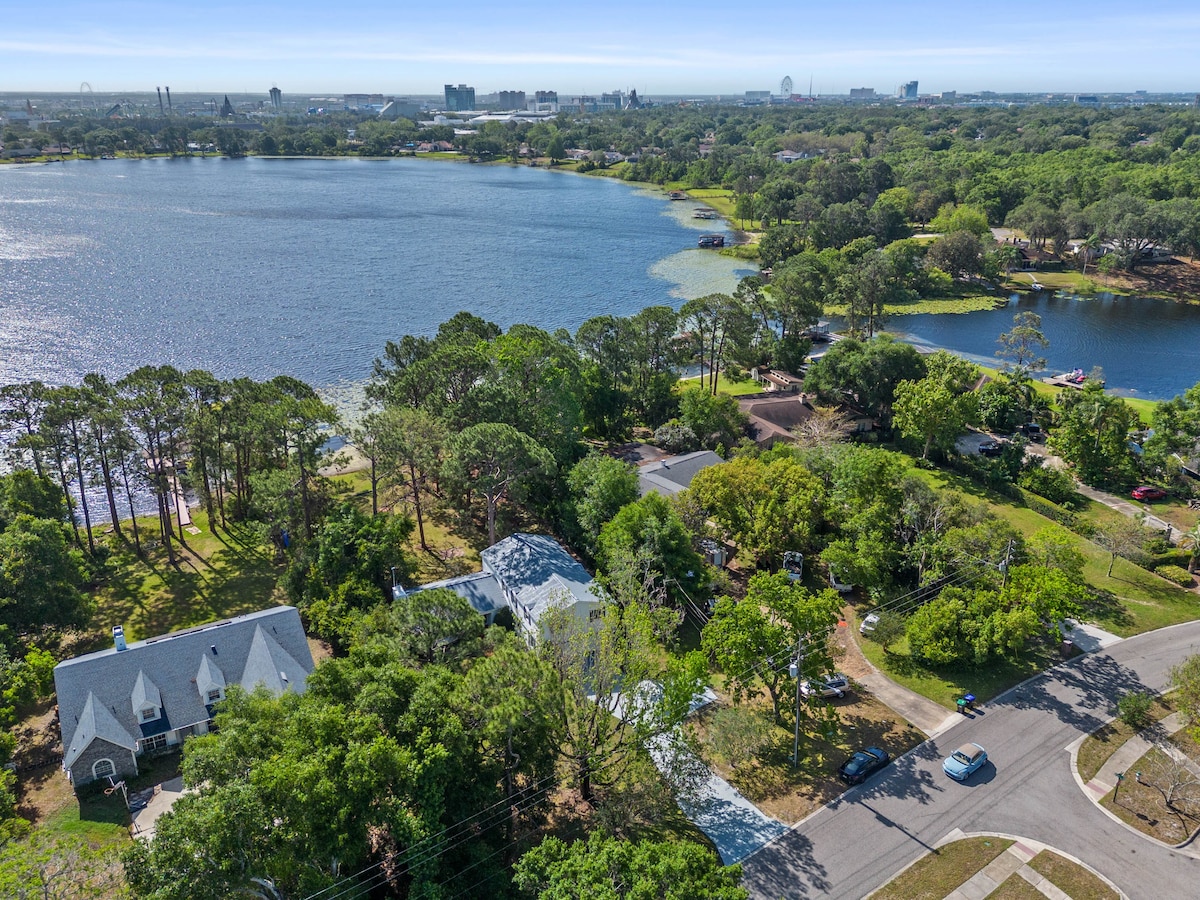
67,421,95,556
52,449,81,549
93,431,122,538
118,452,142,557
409,460,427,550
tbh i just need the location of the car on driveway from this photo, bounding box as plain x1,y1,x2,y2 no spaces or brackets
801,672,850,699
838,747,891,785
828,568,854,593
1017,422,1046,443
978,440,1004,457
860,613,879,635
943,742,988,781
1131,485,1167,501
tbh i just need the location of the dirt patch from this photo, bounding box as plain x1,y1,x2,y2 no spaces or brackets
1099,737,1200,845
688,686,924,825
1097,256,1200,302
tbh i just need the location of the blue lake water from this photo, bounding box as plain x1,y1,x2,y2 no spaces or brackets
0,156,749,396
2,157,1199,404
883,291,1200,401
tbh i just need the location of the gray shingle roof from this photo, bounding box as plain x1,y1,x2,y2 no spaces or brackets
55,607,313,772
412,572,508,616
481,534,602,628
637,450,723,497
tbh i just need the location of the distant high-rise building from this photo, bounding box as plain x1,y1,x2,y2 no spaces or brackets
899,81,919,100
745,90,771,100
444,84,476,111
497,90,526,110
344,93,385,108
600,90,624,111
849,87,875,99
269,86,282,110
530,90,559,112
938,90,956,101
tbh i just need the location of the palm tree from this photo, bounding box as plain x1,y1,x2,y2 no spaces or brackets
1180,522,1200,574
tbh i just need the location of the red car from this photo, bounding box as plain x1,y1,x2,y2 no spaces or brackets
1131,486,1168,501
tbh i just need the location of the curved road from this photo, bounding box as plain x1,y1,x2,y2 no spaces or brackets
741,620,1200,899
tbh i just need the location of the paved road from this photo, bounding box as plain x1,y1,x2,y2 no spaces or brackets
740,621,1200,900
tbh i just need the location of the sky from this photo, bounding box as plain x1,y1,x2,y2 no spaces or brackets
3,1,1199,98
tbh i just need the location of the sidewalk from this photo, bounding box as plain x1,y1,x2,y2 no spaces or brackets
1085,712,1195,801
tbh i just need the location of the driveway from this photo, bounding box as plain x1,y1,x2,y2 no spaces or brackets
739,620,1200,899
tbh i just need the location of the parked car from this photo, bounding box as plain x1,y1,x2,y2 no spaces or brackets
838,747,891,785
860,613,880,635
943,742,988,781
800,672,850,699
829,568,854,593
1131,485,1167,501
1017,422,1045,443
978,440,1004,457
783,551,804,582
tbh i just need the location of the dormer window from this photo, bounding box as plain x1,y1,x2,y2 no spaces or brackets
139,706,160,723
206,688,223,704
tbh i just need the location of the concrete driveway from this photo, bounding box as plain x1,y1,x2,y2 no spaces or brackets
739,620,1200,899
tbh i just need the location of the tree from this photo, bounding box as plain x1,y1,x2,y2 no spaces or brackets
1178,522,1200,574
996,311,1050,374
444,423,555,546
803,335,926,428
0,515,89,643
382,587,485,665
677,385,747,451
1171,654,1200,743
541,597,706,802
893,376,978,459
1050,382,1139,488
702,572,843,724
565,453,640,560
596,492,707,603
366,405,446,550
925,230,987,280
514,832,747,900
929,202,991,237
1094,516,1153,577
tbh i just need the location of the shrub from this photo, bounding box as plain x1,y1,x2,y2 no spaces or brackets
1017,461,1078,507
1156,564,1195,587
1117,690,1154,730
653,420,699,454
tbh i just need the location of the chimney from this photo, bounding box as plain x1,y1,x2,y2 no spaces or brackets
113,626,127,652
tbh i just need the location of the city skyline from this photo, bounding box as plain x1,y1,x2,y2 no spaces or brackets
3,1,1199,96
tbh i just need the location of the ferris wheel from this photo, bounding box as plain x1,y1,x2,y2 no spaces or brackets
780,76,793,97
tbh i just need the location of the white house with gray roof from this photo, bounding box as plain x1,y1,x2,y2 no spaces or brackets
415,533,602,643
54,606,313,789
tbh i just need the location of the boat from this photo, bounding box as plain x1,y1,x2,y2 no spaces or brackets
692,208,719,219
697,234,725,248
667,190,687,200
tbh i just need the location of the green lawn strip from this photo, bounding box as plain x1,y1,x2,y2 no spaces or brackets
1076,696,1174,783
1028,850,1119,900
868,837,1013,900
89,510,285,645
917,468,1197,637
858,635,1053,709
711,373,766,396
1099,745,1200,844
987,875,1045,900
685,189,737,217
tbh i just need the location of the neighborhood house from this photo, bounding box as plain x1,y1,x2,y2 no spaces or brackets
53,606,314,789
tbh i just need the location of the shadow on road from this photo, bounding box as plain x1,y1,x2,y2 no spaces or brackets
741,828,831,898
830,745,945,810
988,651,1147,734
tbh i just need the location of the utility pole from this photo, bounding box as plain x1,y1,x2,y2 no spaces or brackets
1001,538,1016,589
790,633,806,769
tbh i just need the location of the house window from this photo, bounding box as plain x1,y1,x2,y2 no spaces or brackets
92,758,116,780
142,734,169,752
588,609,602,622
139,706,159,722
207,689,223,703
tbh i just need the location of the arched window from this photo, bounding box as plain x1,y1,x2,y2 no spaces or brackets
92,758,116,780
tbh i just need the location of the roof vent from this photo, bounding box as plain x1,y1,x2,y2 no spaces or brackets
113,626,127,652
211,645,218,656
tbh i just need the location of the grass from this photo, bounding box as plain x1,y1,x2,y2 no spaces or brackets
868,837,1012,900
1076,695,1174,783
711,373,767,396
685,189,737,217
917,468,1198,637
86,509,285,648
1099,742,1200,844
1028,850,1119,900
987,877,1045,899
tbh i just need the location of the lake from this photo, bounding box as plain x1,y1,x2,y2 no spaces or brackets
884,291,1200,401
3,158,1199,404
0,156,750,396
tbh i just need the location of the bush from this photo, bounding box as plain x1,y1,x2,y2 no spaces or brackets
653,420,699,454
1117,690,1154,730
1017,461,1078,507
1155,564,1195,587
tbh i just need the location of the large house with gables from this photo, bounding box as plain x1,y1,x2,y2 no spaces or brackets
53,606,313,789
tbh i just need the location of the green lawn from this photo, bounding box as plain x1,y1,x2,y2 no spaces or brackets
870,838,1013,900
685,189,737,217
918,468,1198,637
88,510,286,646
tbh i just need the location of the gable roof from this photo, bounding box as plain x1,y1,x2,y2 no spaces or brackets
637,450,724,497
411,571,508,617
62,692,139,770
55,607,313,770
481,533,602,623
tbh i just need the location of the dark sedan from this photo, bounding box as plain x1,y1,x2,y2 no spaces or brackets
837,747,890,785
978,440,1004,457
